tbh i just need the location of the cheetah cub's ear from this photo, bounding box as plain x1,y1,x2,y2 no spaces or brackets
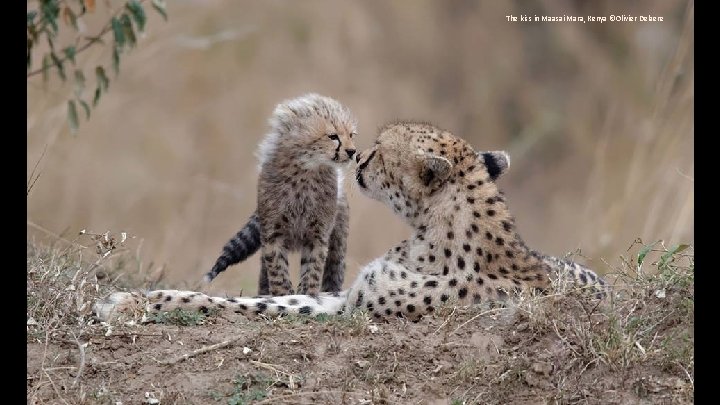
421,155,453,186
479,150,510,181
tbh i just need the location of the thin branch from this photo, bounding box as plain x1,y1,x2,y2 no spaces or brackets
42,369,70,405
27,0,149,78
27,220,88,249
28,28,110,78
70,332,86,387
249,360,294,377
159,336,242,365
432,306,456,334
27,143,47,196
254,391,366,405
450,307,507,335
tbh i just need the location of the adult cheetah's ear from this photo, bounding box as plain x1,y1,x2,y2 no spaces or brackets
420,155,453,186
479,151,510,181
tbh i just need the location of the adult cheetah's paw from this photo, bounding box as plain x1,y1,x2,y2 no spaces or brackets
93,291,145,322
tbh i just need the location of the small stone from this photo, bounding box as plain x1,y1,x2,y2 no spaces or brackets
531,361,553,376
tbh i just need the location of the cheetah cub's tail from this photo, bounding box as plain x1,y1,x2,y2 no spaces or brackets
93,290,348,323
203,212,262,283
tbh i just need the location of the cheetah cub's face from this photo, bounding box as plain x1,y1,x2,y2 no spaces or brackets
310,113,357,165
272,93,358,165
355,122,510,213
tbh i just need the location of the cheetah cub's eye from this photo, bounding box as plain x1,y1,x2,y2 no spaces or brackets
350,132,357,138
328,134,339,141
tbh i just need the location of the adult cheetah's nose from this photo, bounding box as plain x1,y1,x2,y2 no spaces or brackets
346,149,356,159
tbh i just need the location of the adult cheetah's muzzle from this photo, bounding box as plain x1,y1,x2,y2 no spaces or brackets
355,150,376,189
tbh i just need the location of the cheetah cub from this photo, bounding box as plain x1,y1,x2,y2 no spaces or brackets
203,94,358,296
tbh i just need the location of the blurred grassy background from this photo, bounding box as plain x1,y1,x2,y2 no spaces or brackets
27,0,693,295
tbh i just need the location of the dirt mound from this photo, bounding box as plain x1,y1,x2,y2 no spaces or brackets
27,241,693,404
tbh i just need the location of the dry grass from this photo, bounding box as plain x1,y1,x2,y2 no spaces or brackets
465,240,695,404
27,237,693,404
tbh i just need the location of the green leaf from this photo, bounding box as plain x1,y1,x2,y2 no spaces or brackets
67,100,79,135
152,0,168,21
65,7,79,31
27,38,33,70
42,55,51,83
120,14,137,48
92,66,107,106
93,86,102,107
658,244,690,269
111,17,125,49
76,0,87,16
95,66,109,91
41,2,60,34
74,69,86,97
112,46,121,75
637,240,661,267
27,22,39,42
79,99,91,119
50,52,66,81
63,46,77,64
27,11,38,24
126,1,147,32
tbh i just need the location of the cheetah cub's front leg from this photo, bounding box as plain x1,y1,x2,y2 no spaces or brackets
321,198,349,292
298,234,331,297
262,240,294,296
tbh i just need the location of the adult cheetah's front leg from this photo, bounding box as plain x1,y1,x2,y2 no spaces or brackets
262,241,294,296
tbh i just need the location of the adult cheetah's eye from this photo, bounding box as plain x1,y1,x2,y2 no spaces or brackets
328,134,339,141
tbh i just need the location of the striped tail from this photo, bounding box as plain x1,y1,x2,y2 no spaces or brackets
204,212,262,283
542,255,609,298
92,290,349,322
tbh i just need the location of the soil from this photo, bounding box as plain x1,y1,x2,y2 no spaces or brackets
26,304,692,405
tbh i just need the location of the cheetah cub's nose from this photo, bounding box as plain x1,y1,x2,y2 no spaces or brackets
346,149,356,159
354,151,361,163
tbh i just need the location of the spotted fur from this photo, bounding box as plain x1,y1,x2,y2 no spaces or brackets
203,94,357,296
95,122,607,323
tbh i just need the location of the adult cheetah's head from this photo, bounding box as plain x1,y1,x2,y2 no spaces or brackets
263,93,359,166
355,122,509,217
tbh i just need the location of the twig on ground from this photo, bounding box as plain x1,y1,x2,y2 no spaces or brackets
159,336,242,365
451,307,506,335
250,360,293,376
433,306,456,334
71,332,86,387
42,369,70,405
254,390,366,405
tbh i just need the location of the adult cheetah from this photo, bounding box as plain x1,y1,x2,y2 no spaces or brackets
94,122,607,322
